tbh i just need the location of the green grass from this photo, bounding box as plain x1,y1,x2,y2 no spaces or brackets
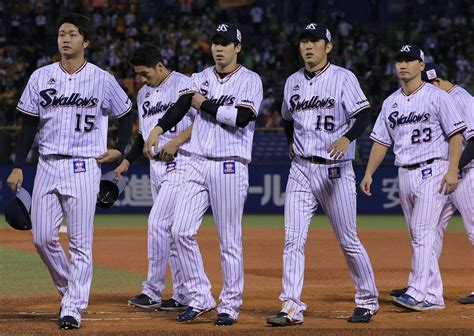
88,213,466,231
0,214,467,231
0,246,146,296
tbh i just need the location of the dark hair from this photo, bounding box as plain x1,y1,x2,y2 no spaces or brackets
57,13,91,42
129,43,163,67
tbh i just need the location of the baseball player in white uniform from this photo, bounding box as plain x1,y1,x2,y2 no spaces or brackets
389,63,474,306
6,14,132,330
144,23,263,326
114,43,194,311
266,23,379,327
361,45,466,311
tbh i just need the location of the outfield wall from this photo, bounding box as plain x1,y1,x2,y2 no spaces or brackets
0,164,401,214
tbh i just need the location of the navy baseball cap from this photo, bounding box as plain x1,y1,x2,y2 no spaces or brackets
97,171,129,209
4,188,32,231
422,63,444,82
299,23,332,42
395,45,425,62
211,23,242,44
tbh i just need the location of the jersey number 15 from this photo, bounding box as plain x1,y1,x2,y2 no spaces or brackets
75,114,95,132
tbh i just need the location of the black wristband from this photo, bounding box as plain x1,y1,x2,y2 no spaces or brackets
157,94,192,132
344,108,371,142
125,133,145,164
14,114,39,168
117,112,132,154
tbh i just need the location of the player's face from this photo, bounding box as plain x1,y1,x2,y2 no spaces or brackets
211,40,241,69
299,38,332,68
395,59,425,82
133,65,161,87
58,23,89,58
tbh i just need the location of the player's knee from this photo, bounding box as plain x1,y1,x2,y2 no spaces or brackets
170,225,192,243
33,234,56,250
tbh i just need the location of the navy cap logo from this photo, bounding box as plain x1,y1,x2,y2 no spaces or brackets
400,45,411,52
306,23,318,30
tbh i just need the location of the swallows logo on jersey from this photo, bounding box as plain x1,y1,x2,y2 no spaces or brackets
39,89,99,108
288,94,335,113
388,111,430,129
207,95,236,106
200,81,210,96
47,78,56,85
142,101,174,118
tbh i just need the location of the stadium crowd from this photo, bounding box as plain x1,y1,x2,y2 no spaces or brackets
0,0,472,163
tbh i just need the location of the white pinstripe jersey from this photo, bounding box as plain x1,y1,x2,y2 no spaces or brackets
281,63,370,159
371,83,466,166
17,61,132,158
448,85,474,169
180,65,263,163
137,71,195,154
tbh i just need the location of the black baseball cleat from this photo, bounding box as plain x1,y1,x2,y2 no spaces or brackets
214,313,236,326
177,306,214,322
459,293,474,304
159,298,188,311
389,287,408,297
266,311,303,327
347,307,377,323
59,315,80,330
128,293,161,309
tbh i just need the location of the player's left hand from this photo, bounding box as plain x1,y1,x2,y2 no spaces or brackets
97,149,122,164
191,93,206,110
439,169,458,195
327,136,350,160
160,140,179,162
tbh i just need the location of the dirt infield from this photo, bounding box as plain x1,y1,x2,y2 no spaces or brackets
1,226,473,335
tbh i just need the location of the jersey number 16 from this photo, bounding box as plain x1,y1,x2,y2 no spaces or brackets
315,115,335,131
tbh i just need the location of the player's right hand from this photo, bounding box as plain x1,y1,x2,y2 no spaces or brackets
360,174,373,196
144,126,163,160
7,168,23,192
114,159,130,178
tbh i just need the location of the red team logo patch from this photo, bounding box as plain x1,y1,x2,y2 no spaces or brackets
223,161,236,174
73,160,86,173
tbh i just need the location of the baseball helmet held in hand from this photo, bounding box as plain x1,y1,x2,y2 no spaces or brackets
4,188,32,230
97,171,128,209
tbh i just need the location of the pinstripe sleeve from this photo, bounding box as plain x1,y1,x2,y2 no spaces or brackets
438,91,466,138
179,73,199,96
104,74,132,118
369,102,392,147
341,70,371,118
461,96,474,141
16,70,40,117
235,73,263,116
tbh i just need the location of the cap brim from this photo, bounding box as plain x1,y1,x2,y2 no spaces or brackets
395,53,420,62
211,33,239,44
299,30,328,42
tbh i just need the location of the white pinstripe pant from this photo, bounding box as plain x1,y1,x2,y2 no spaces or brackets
280,158,379,321
142,154,190,304
414,167,474,305
31,155,101,322
398,160,449,303
171,154,248,320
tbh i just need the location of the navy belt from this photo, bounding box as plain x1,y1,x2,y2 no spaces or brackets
301,156,330,164
402,158,435,170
